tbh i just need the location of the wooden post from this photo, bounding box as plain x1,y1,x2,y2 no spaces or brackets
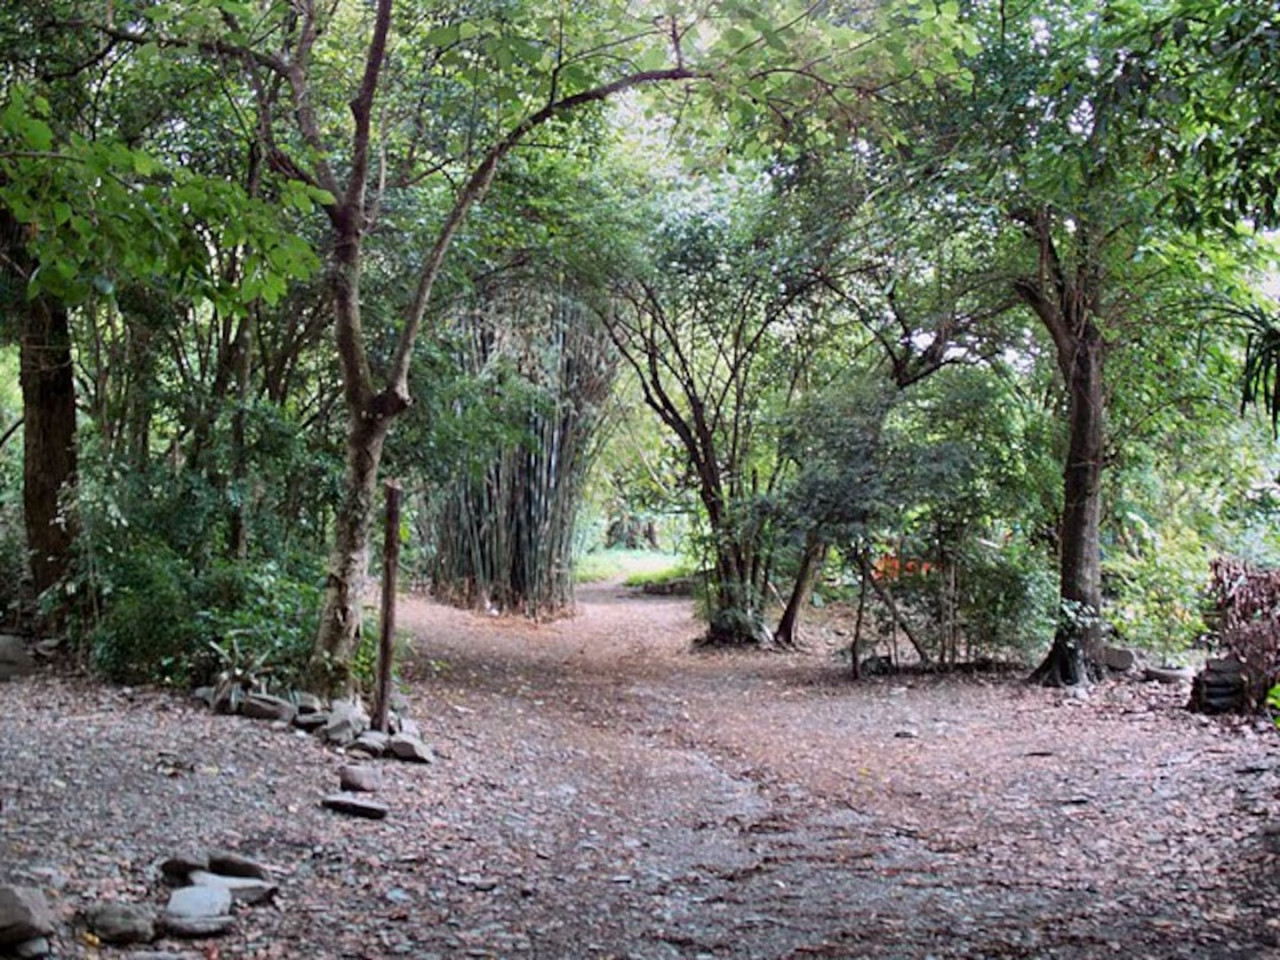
372,480,402,733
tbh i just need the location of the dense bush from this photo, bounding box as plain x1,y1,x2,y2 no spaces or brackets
954,541,1057,660
72,436,326,688
84,546,322,687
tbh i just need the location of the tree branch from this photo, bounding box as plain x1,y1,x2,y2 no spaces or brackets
385,66,702,404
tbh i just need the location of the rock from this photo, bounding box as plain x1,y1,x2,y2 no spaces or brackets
85,902,156,945
322,792,389,819
160,849,210,885
191,687,215,709
456,874,500,892
293,711,329,732
0,886,55,946
1191,657,1250,714
352,730,390,756
1144,665,1194,684
165,885,232,920
240,693,296,724
893,729,918,740
292,691,325,714
188,871,277,906
388,732,434,763
0,635,34,681
127,953,201,960
339,764,383,793
323,698,369,746
11,936,50,958
1102,645,1137,672
397,717,422,739
207,850,273,882
161,914,235,938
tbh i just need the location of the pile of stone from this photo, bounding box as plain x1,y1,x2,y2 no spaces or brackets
0,850,278,958
1190,656,1251,714
191,687,435,763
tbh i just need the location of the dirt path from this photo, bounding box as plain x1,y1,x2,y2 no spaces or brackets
392,581,1280,959
3,582,1280,959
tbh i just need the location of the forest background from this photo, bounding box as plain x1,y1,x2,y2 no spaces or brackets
2,0,1279,698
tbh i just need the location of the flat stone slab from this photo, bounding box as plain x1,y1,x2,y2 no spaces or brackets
353,729,390,751
0,885,55,946
161,914,235,938
293,712,329,732
322,792,389,819
339,764,382,793
207,850,273,882
188,871,277,906
165,885,232,920
240,693,296,723
160,849,210,884
85,901,156,944
323,698,369,745
388,732,433,763
292,692,325,714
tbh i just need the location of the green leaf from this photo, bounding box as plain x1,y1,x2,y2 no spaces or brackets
424,23,460,46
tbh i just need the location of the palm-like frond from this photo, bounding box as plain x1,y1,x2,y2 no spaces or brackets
1238,302,1280,437
1201,298,1280,437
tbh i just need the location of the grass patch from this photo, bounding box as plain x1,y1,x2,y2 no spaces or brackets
575,548,687,584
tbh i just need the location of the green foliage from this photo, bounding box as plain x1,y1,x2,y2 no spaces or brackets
1103,526,1206,657
84,548,323,688
194,560,322,690
70,427,326,686
955,541,1057,658
0,348,25,624
86,541,199,685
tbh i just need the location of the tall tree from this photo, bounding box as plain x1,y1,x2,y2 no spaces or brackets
608,177,826,644
900,0,1262,684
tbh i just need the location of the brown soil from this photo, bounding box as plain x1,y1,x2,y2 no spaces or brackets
3,581,1280,959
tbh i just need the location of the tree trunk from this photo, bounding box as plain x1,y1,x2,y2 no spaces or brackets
774,533,826,648
704,538,770,646
228,309,253,560
19,285,78,609
307,224,400,694
308,413,389,692
1031,321,1105,685
1013,210,1107,687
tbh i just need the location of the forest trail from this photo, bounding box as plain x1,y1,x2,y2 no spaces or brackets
3,582,1280,958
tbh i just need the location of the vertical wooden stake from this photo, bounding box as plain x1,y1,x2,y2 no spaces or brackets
373,480,402,734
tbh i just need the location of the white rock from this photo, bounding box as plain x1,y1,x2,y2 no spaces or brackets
165,885,232,920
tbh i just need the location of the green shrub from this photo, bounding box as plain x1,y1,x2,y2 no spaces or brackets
957,542,1057,660
88,542,200,684
192,559,322,691
86,545,322,688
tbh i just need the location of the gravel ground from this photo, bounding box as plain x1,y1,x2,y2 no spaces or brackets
3,582,1280,959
